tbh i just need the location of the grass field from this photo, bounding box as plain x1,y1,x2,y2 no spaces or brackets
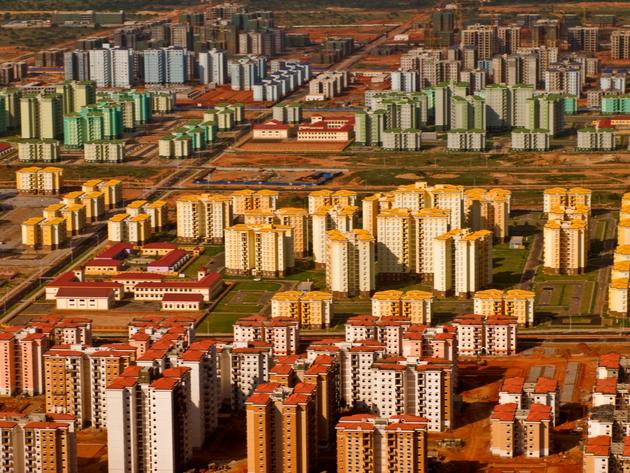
492,243,529,288
183,246,224,278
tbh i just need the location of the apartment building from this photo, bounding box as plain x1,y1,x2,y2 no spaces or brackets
446,129,486,151
307,189,358,214
228,341,274,409
176,193,233,243
612,30,630,60
413,208,450,281
107,213,152,245
275,207,309,257
17,139,60,163
608,278,630,318
21,216,66,250
362,192,394,238
233,315,299,356
464,188,511,242
0,328,49,396
246,382,318,473
313,204,359,265
63,190,105,223
125,199,168,231
499,376,559,423
44,348,90,426
543,217,587,275
345,315,412,355
325,229,376,298
543,187,592,213
81,178,122,209
0,414,77,473
106,366,193,473
433,228,493,298
224,224,294,277
377,208,415,278
452,314,518,356
577,127,616,151
461,24,496,60
490,403,552,457
270,290,333,328
568,26,599,54
20,93,63,140
16,166,63,194
371,289,433,324
336,414,428,473
84,140,126,163
231,189,278,216
473,289,536,326
511,129,551,151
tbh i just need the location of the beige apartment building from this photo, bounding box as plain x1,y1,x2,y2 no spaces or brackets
231,189,278,216
608,278,630,318
81,179,122,209
126,199,168,231
0,415,77,473
433,228,493,298
336,414,428,473
461,24,496,60
452,314,518,356
176,193,233,243
44,348,90,426
308,189,358,214
270,290,333,328
107,213,152,245
63,190,105,223
618,220,630,246
224,223,294,277
362,192,394,238
246,382,318,473
543,187,592,214
474,289,536,326
377,208,415,278
44,202,86,236
413,208,450,281
371,289,433,324
464,188,511,242
490,403,552,458
16,166,63,194
275,207,309,257
612,30,630,60
312,204,359,266
243,209,274,225
21,216,66,250
325,229,375,298
543,218,587,274
390,182,465,228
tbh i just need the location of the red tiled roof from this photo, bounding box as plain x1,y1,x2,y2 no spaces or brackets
534,377,557,394
595,378,618,395
246,393,271,405
148,249,189,268
501,377,525,394
162,293,203,302
270,364,293,375
585,435,611,456
526,403,552,422
162,366,191,378
150,377,179,390
143,242,178,250
491,403,517,421
55,287,114,298
113,273,164,281
283,393,310,405
599,353,621,369
253,119,290,131
23,422,68,430
96,243,133,260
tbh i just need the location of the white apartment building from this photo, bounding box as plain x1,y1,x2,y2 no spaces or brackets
464,188,511,242
312,204,359,266
228,342,273,409
325,229,376,298
376,208,415,277
452,314,518,356
543,217,587,275
433,228,493,298
413,208,450,280
176,193,233,243
307,189,358,214
224,224,294,277
106,367,193,473
233,315,299,356
231,189,278,216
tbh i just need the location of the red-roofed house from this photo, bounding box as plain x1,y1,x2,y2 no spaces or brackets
252,119,292,140
132,272,222,302
147,249,191,274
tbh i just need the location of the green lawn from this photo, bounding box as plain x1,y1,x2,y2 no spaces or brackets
492,243,528,288
283,269,326,290
230,281,282,292
183,246,224,278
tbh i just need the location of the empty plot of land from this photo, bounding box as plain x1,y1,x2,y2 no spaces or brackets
560,362,581,404
237,139,351,153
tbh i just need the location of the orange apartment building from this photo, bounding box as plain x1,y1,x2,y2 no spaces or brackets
490,403,553,458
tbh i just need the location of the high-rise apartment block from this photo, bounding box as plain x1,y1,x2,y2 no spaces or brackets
231,189,278,216
413,208,450,280
543,217,587,275
433,228,493,298
176,193,233,243
224,224,294,277
474,289,536,326
88,46,134,87
107,213,152,245
568,26,599,54
198,49,228,85
325,229,375,297
17,139,60,163
461,24,496,60
611,30,630,60
464,188,511,242
20,93,63,140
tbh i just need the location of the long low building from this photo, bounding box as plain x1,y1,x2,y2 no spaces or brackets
132,272,223,302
